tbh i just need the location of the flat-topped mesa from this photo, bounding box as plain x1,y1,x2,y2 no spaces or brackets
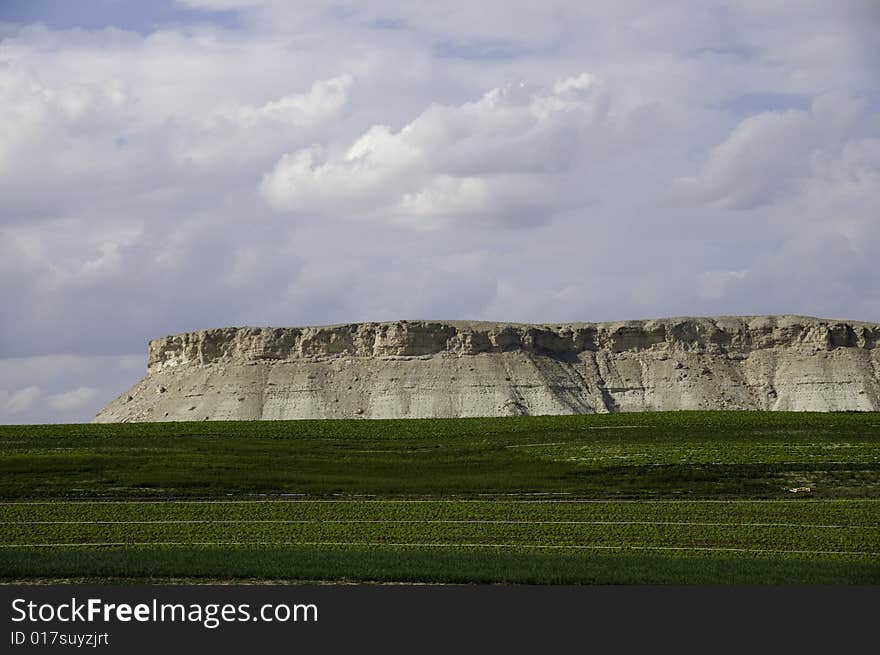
147,316,880,374
97,315,880,422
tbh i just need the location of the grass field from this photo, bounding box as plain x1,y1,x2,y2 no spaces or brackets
1,411,878,583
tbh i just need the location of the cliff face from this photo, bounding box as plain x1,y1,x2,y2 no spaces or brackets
95,316,880,422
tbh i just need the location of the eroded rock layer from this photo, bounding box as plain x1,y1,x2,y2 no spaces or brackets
95,316,880,422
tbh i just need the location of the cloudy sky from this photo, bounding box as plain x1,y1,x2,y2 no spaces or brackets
1,0,878,423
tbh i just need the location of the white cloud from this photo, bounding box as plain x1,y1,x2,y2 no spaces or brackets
680,128,880,318
46,387,99,412
0,386,42,415
671,92,868,210
0,355,142,424
261,74,607,227
671,109,814,209
698,270,748,301
172,74,353,167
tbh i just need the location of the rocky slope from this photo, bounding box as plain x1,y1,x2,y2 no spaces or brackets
94,316,880,422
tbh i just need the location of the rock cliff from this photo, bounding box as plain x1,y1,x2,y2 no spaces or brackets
94,316,880,422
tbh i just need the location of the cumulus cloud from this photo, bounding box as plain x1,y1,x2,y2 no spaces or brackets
0,387,42,415
671,109,815,209
0,384,100,418
47,387,99,412
0,41,354,225
693,134,880,318
171,74,353,168
671,92,869,210
0,355,143,424
261,73,606,227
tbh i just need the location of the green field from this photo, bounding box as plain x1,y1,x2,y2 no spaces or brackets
1,412,878,583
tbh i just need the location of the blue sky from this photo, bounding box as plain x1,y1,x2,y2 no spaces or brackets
1,1,878,422
1,0,239,32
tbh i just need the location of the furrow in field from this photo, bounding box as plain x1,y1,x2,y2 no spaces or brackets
2,521,877,553
1,500,876,527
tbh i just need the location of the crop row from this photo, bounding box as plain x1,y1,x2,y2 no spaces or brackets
3,411,879,445
2,500,878,526
3,519,877,553
2,544,878,584
537,442,880,466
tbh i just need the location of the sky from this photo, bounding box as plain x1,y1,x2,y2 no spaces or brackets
1,0,878,423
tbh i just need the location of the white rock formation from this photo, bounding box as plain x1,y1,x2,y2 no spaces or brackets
94,316,880,422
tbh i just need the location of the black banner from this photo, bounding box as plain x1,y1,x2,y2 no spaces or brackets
1,585,876,653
